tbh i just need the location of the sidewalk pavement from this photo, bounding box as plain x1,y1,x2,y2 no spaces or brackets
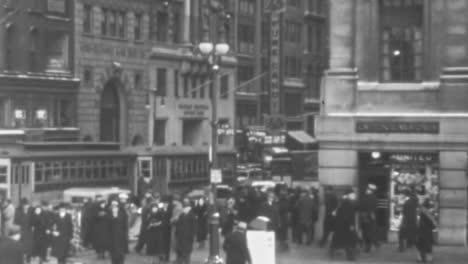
69,242,468,264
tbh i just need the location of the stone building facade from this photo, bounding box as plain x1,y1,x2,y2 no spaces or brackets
317,0,468,245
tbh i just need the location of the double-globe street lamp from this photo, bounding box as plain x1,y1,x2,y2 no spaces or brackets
197,2,230,264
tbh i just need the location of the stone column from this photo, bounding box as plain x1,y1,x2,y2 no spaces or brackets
329,0,355,69
183,0,191,43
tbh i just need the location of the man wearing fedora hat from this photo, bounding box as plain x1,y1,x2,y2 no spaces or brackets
50,203,73,264
223,221,251,264
359,183,380,253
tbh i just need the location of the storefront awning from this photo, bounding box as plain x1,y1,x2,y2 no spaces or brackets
287,130,317,145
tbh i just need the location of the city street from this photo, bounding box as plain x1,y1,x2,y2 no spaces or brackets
69,242,468,264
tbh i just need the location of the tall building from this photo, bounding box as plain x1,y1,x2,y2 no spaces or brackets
318,0,468,245
235,0,328,163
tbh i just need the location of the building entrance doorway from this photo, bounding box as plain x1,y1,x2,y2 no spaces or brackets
359,152,439,243
100,81,120,142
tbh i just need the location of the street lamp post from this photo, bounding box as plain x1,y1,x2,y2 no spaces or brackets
198,2,230,263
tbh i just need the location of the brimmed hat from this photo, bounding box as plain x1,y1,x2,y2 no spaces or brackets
237,221,248,230
367,184,377,191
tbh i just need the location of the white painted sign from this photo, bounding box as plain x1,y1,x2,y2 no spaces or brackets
210,169,222,183
247,231,275,264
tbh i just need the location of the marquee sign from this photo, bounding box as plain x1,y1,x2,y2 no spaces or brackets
356,121,439,134
269,4,284,115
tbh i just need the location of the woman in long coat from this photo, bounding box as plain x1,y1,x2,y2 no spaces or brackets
108,200,129,264
31,205,49,262
145,203,167,263
91,199,110,258
13,199,34,262
193,197,208,248
175,199,197,264
51,204,73,264
416,199,437,263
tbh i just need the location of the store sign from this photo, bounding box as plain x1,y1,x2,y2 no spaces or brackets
80,42,147,59
270,10,282,115
389,153,437,163
356,121,439,134
47,0,66,13
178,103,209,117
210,169,222,184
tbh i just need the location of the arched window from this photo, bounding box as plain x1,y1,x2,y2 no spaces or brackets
4,23,14,70
29,27,39,72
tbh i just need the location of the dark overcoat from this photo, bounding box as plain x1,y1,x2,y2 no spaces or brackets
108,208,129,259
90,204,110,252
193,202,208,242
257,201,279,231
145,210,167,256
80,201,93,247
223,230,251,264
30,210,48,257
323,193,338,230
175,210,196,258
331,199,357,249
401,195,418,243
13,206,33,255
416,210,436,253
0,237,23,264
51,214,73,259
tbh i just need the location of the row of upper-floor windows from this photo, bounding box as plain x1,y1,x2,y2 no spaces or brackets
3,0,71,16
288,0,325,15
82,4,182,43
3,25,71,72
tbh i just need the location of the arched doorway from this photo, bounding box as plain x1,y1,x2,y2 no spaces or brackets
100,81,120,142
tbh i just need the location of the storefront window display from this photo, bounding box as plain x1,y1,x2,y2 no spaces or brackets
389,153,439,231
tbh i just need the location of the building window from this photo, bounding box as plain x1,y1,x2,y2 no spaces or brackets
288,0,301,8
286,20,302,43
285,56,302,78
157,68,167,96
45,31,70,72
154,120,166,145
238,24,254,54
134,71,143,90
4,25,14,71
284,92,302,116
174,70,179,97
308,0,323,14
200,76,206,98
53,98,74,127
156,11,169,42
83,67,94,87
109,10,117,36
239,0,255,16
182,119,203,145
307,23,323,55
29,28,39,72
101,8,108,35
134,13,142,40
237,65,254,93
191,77,198,98
173,11,181,43
83,4,93,34
220,75,229,99
183,75,189,97
380,0,423,82
117,11,126,38
217,119,231,145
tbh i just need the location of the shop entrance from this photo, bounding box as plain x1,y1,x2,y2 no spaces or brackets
359,152,439,243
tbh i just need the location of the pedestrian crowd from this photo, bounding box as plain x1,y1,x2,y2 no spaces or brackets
0,181,438,264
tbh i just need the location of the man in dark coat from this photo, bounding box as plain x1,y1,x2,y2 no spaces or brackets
90,196,110,259
193,197,208,249
319,187,338,247
14,198,33,263
80,198,93,248
330,189,358,261
257,191,279,232
295,190,317,245
51,203,73,264
359,183,380,252
0,229,23,264
42,202,56,261
223,222,251,264
276,188,290,249
108,200,129,264
416,199,437,263
175,198,196,264
31,203,49,263
399,189,418,252
135,193,155,253
289,187,301,244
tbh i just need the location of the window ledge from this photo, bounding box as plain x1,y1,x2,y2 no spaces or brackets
82,32,94,37
100,35,128,42
357,82,440,91
134,40,145,45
